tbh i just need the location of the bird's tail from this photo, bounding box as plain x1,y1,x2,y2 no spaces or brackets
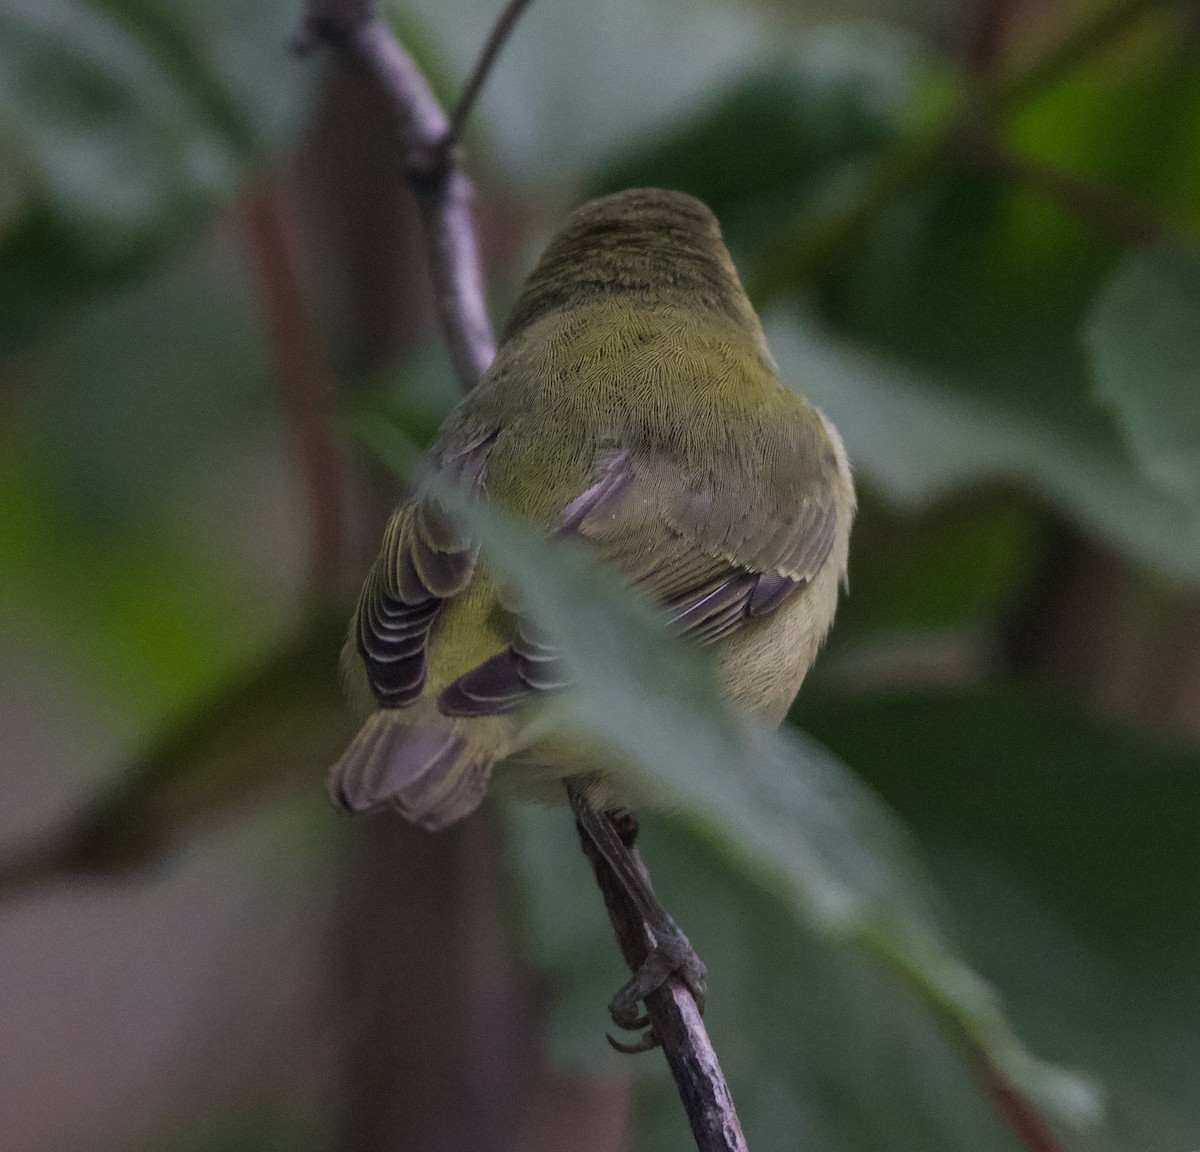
329,709,495,831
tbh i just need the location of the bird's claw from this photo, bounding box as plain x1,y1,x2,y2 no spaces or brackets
605,918,707,1054
654,914,707,1011
606,1029,659,1055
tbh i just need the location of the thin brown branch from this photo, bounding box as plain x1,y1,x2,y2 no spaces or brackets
0,836,75,908
964,0,1022,74
294,8,742,1148
995,0,1182,112
296,0,496,391
244,185,347,598
447,0,536,147
574,811,748,1152
973,1058,1067,1152
957,134,1169,247
753,0,1187,301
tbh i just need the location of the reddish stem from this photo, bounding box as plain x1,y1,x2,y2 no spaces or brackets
976,1062,1066,1152
243,185,346,597
966,0,1022,73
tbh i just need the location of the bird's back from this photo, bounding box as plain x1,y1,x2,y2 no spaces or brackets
331,188,853,827
426,292,849,710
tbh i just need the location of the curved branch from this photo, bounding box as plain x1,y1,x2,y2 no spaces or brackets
994,0,1180,113
574,809,747,1152
957,134,1171,248
752,0,1188,300
296,1,496,391
0,610,350,913
0,837,76,908
295,7,750,1149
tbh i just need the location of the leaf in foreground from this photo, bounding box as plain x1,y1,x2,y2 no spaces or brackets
797,686,1200,1152
766,313,1200,583
454,495,1099,1129
1086,243,1200,505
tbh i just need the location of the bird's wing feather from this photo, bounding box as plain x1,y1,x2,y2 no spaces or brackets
439,438,840,717
356,429,497,709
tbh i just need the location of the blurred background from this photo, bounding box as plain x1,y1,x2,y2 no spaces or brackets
1,0,1199,1149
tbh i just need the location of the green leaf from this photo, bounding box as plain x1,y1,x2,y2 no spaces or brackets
510,679,1200,1149
767,312,1200,582
0,0,308,348
445,493,1098,1130
506,803,1016,1152
594,25,1200,581
794,685,1200,1150
785,38,1200,580
595,27,931,261
1086,243,1200,504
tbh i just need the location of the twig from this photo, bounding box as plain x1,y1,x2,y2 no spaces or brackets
752,0,1188,300
0,609,349,913
296,6,752,1147
296,0,496,391
994,0,1180,113
964,0,1021,74
295,4,1161,1150
574,810,748,1152
0,836,75,908
973,1059,1066,1152
244,184,346,599
956,134,1169,247
447,0,536,147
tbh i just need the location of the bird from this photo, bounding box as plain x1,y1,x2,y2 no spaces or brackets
331,186,855,835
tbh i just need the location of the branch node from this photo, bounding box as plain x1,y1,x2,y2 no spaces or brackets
404,135,459,189
298,0,495,391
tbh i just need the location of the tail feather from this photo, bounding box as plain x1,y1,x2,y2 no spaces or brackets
330,711,494,831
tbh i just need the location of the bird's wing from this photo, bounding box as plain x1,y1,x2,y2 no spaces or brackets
439,437,841,716
355,429,497,709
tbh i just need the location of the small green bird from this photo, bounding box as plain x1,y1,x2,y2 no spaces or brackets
332,187,855,830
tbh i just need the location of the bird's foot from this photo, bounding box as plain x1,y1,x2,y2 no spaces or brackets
605,915,707,1054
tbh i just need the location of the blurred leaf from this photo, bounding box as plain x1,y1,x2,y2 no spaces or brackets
766,313,1200,582
596,26,932,260
1006,28,1200,227
0,231,301,725
793,32,1200,580
0,612,350,897
511,683,1200,1151
400,0,775,186
833,487,1043,641
9,228,271,520
72,611,350,870
593,20,1200,582
443,492,1097,1128
1086,242,1200,504
507,802,1016,1152
794,685,1200,1151
0,0,308,348
805,27,1200,452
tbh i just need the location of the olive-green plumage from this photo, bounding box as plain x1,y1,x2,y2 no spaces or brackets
333,188,855,829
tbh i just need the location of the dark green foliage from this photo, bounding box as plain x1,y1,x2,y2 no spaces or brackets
3,1,1200,1149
